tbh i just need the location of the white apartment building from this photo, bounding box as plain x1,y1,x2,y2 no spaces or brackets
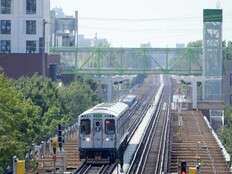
0,0,50,53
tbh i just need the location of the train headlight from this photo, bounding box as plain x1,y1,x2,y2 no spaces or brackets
85,137,90,142
105,138,110,142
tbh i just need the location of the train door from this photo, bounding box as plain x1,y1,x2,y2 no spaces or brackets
93,119,103,148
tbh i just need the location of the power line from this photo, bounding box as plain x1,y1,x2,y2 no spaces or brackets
79,25,232,32
80,16,201,22
79,14,232,22
79,26,201,32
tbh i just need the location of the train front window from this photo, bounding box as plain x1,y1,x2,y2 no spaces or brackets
105,119,115,135
95,121,102,132
80,119,91,135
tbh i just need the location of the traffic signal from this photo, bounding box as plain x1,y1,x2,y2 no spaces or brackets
180,161,187,174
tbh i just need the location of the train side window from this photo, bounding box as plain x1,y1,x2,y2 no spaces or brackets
80,119,91,135
105,119,115,135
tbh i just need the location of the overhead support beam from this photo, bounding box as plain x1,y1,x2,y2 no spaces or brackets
107,76,113,102
192,80,197,109
62,68,202,76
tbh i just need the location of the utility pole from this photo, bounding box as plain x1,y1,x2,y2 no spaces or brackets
75,11,79,68
42,19,47,77
74,11,79,81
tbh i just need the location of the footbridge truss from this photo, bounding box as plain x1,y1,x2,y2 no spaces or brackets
50,47,203,76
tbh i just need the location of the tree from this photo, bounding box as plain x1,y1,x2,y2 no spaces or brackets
187,40,202,48
0,74,39,172
94,38,110,48
59,80,101,122
219,106,232,155
15,74,101,137
1,73,101,171
85,78,98,92
169,41,202,73
170,40,232,74
15,74,68,141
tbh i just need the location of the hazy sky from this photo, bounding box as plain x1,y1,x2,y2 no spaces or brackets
51,0,232,47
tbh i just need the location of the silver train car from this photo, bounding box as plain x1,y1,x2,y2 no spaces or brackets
79,102,129,162
121,94,137,108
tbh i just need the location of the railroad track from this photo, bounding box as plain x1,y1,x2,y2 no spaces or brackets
74,76,162,174
128,93,157,141
74,161,117,174
35,76,161,174
127,79,171,174
140,92,170,174
128,77,160,141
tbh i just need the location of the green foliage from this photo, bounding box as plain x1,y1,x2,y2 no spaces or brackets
169,48,202,72
15,74,67,141
16,75,60,115
187,40,202,48
0,73,100,171
219,106,232,154
168,40,202,72
219,127,232,154
0,74,39,171
224,106,232,127
223,41,232,74
86,78,98,92
170,40,232,73
60,80,101,122
94,39,110,48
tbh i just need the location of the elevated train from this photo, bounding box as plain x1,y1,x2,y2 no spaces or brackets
121,94,137,109
79,101,132,163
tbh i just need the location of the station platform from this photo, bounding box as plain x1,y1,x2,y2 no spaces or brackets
36,130,80,173
169,111,230,174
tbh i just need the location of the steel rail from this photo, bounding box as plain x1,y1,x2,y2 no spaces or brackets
157,105,170,174
75,77,160,174
73,161,89,174
134,94,165,174
139,84,171,174
154,105,170,174
139,86,171,174
75,163,117,174
128,87,158,142
126,88,164,174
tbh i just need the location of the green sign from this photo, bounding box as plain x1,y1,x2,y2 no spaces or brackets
94,114,102,118
203,9,223,22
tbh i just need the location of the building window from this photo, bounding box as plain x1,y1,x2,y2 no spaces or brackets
0,40,11,53
26,0,36,14
26,40,36,53
26,20,36,34
0,20,11,34
1,0,11,14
